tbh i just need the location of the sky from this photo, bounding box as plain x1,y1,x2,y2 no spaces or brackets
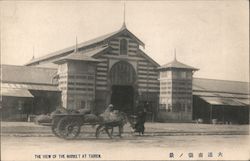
1,1,249,82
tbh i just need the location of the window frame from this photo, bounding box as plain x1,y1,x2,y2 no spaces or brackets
119,39,128,55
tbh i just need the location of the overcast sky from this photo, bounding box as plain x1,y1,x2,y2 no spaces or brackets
1,1,249,82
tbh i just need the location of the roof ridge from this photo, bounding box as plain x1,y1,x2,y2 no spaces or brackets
1,64,57,70
25,27,125,65
193,77,249,84
25,26,145,66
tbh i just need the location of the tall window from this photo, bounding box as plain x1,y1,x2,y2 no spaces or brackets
120,39,127,55
181,71,186,78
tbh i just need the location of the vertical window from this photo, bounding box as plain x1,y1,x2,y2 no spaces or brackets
187,72,192,79
181,102,186,111
81,101,86,109
173,102,181,112
187,100,192,112
181,71,186,78
167,104,172,112
173,71,178,78
76,100,81,109
120,39,127,55
159,104,167,111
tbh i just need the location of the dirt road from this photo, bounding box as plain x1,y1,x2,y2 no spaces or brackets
1,135,249,160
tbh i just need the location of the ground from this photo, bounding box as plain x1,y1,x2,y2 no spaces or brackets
1,122,250,160
1,135,249,160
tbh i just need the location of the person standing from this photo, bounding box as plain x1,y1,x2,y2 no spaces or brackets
134,107,147,135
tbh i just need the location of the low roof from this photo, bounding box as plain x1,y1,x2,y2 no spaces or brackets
1,64,58,85
193,78,249,95
159,58,198,70
193,91,248,99
26,26,144,65
199,96,247,106
53,46,108,64
1,88,34,98
34,63,58,69
2,83,59,91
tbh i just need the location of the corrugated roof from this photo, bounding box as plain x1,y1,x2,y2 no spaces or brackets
83,46,110,57
1,65,58,85
193,91,248,99
236,99,249,105
54,54,102,64
2,83,59,91
159,58,198,70
25,26,144,65
193,78,249,94
53,46,109,64
200,97,246,106
1,88,34,98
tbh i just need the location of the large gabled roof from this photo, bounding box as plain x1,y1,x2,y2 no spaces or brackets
25,26,145,65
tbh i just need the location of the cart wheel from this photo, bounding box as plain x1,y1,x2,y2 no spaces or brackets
57,117,81,140
51,117,61,137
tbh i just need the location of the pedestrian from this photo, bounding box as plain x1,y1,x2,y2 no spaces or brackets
134,107,147,135
105,104,114,113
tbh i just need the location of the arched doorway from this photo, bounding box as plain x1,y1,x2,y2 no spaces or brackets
109,61,136,113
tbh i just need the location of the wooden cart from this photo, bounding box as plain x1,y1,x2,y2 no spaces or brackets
51,112,126,140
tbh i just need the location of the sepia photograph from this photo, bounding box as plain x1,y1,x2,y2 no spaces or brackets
0,0,249,160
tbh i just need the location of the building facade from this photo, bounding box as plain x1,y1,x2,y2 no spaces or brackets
26,24,160,116
1,24,249,123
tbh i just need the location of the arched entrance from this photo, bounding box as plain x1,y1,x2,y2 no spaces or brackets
109,61,136,113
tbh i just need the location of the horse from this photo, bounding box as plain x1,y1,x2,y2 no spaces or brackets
95,109,147,138
95,111,127,139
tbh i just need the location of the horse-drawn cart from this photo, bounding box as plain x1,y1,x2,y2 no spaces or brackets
51,110,127,140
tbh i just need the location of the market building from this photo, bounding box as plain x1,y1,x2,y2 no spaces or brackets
1,23,249,124
192,78,249,124
1,65,61,121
